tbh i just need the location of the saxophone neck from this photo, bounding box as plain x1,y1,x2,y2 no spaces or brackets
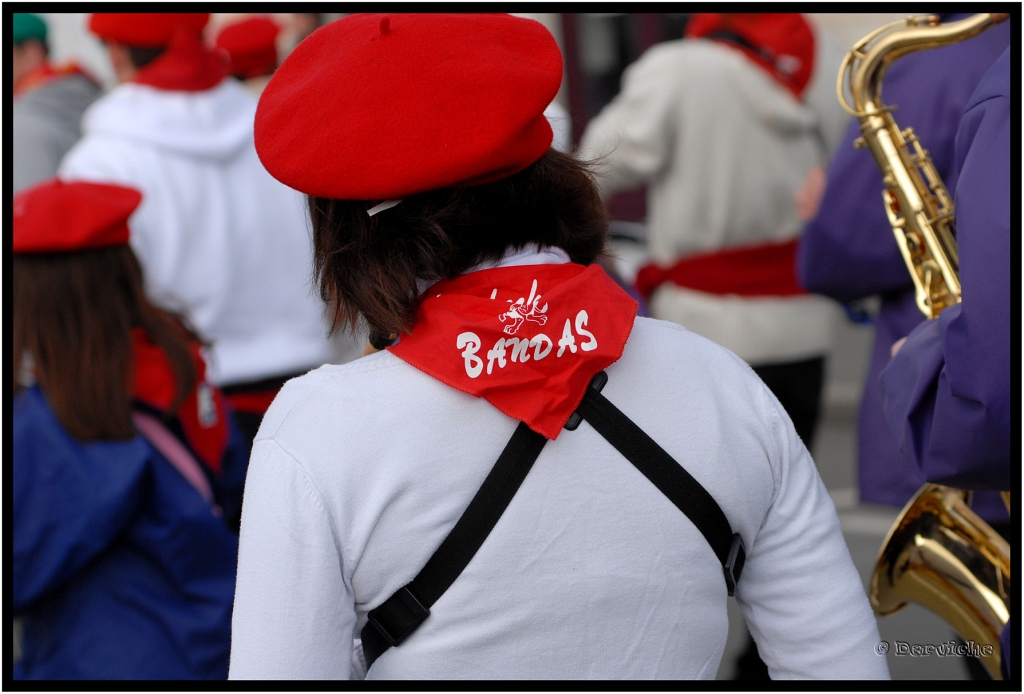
842,14,1006,117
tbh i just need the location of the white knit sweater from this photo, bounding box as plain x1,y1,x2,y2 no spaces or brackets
228,256,887,680
579,33,850,364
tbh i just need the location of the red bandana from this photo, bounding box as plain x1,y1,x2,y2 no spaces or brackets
389,264,638,439
131,328,229,473
132,28,228,93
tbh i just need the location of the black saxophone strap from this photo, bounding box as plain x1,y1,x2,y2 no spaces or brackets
361,372,745,669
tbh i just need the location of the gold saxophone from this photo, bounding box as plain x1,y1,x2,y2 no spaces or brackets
837,13,1011,679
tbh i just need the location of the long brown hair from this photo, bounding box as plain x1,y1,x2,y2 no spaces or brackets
13,246,197,441
309,148,608,339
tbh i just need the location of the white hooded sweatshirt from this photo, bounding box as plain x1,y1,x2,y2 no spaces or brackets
579,32,850,365
60,79,331,386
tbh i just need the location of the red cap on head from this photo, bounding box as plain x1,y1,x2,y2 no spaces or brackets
89,13,210,48
14,179,142,253
686,14,815,100
215,16,281,79
254,13,563,200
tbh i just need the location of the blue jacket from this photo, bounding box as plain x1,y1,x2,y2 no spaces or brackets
13,386,248,679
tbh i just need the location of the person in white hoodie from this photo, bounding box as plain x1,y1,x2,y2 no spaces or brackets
579,14,849,455
60,13,332,444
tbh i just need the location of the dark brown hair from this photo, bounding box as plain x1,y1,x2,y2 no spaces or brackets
127,45,165,69
13,246,197,441
309,148,608,338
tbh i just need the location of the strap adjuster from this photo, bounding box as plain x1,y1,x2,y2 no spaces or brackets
565,371,609,431
366,586,430,647
723,533,746,597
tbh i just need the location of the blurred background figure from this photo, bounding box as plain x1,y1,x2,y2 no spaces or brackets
879,46,1011,681
13,13,101,192
280,13,325,54
60,13,334,447
13,180,246,679
579,12,848,459
214,15,282,95
796,14,1010,538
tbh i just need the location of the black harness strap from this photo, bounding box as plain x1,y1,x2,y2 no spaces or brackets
361,421,547,668
572,373,746,594
361,372,745,669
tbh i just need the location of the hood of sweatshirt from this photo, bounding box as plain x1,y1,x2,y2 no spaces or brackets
80,78,256,161
712,40,819,135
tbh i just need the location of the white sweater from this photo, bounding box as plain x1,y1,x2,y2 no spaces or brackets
228,262,887,680
60,80,331,386
579,32,850,364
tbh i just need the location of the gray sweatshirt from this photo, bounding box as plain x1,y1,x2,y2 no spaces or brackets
13,73,101,192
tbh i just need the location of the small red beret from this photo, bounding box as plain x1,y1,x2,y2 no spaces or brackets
89,13,209,48
685,14,814,99
13,179,142,253
216,17,281,80
255,13,563,200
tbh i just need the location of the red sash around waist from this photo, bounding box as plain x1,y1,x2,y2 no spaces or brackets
635,237,807,300
220,370,308,416
224,391,279,415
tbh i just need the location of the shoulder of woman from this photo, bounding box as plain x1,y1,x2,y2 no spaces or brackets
255,354,407,443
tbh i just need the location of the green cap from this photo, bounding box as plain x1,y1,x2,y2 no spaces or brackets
14,14,48,44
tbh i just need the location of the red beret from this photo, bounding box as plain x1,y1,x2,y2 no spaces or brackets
216,17,281,79
254,13,563,200
13,179,142,253
685,14,815,99
89,13,209,48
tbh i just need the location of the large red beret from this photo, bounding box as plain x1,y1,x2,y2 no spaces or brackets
254,13,563,200
13,179,142,253
89,13,210,48
215,16,281,79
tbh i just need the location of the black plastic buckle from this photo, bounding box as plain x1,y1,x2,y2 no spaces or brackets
564,371,609,431
723,533,746,597
366,586,430,647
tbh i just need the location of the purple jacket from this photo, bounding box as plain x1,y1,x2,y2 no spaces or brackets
880,47,1010,492
797,16,1009,520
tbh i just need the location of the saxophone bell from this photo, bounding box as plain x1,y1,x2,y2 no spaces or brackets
870,485,1010,679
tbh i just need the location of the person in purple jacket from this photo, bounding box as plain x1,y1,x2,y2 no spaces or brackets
879,46,1011,681
796,14,1009,527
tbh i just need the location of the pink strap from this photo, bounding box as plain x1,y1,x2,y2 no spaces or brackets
132,411,217,510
